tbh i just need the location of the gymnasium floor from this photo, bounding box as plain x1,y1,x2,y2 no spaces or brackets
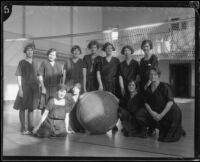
2,99,194,158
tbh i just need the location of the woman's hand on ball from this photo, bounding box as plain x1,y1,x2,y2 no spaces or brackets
99,85,103,91
32,127,38,134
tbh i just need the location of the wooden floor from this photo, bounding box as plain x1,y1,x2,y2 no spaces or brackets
2,99,195,159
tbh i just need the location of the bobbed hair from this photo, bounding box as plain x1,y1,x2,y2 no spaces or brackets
102,42,115,52
46,48,57,56
24,44,35,53
87,40,100,49
57,84,67,92
141,39,153,50
149,67,161,77
127,79,139,91
121,45,134,55
71,45,82,54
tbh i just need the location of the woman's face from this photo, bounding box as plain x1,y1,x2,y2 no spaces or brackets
26,48,34,58
105,45,113,56
48,51,56,62
142,43,151,54
57,89,67,99
72,48,80,59
90,45,98,54
124,48,132,59
128,81,136,93
149,70,159,82
73,86,80,95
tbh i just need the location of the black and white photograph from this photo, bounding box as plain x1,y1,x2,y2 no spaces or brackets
2,1,199,160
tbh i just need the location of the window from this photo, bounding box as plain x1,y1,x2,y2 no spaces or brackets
170,17,188,31
181,21,187,30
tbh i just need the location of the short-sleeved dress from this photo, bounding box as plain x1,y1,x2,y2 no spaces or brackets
36,94,75,137
14,59,40,110
140,54,158,92
98,57,120,96
63,58,83,92
83,54,100,91
119,59,140,95
38,60,63,106
143,82,185,142
119,93,146,134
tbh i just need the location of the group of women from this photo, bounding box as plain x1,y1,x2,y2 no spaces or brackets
13,39,186,142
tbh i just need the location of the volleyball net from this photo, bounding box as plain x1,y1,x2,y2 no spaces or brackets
105,17,195,61
4,17,195,65
3,17,195,100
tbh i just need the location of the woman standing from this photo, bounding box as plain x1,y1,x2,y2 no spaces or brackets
97,42,120,131
97,42,120,96
83,40,101,92
139,67,186,142
14,44,40,134
38,48,63,112
63,45,83,93
140,40,158,92
63,45,85,133
32,84,80,138
119,45,140,97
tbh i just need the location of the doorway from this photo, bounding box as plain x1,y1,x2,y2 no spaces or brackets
169,63,191,98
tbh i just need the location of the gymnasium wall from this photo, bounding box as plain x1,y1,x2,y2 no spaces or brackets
3,6,195,100
102,7,195,98
102,7,195,29
3,6,103,101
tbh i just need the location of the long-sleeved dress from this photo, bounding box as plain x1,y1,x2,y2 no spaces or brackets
140,82,185,142
83,54,100,92
35,94,75,138
14,59,40,110
140,54,158,92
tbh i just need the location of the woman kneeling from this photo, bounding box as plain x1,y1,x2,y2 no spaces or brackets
141,67,186,142
119,80,147,138
32,84,80,138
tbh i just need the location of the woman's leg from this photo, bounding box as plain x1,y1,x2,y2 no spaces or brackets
28,109,34,132
19,110,25,132
159,105,183,142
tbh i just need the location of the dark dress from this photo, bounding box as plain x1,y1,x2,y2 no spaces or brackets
14,59,40,110
63,58,83,92
36,94,75,138
140,54,158,92
83,54,100,91
119,59,140,95
140,82,185,142
119,93,146,136
98,57,120,96
63,58,85,132
38,60,63,108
